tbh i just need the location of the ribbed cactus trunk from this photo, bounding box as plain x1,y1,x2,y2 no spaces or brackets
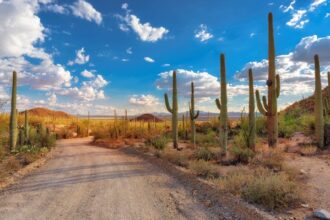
24,110,29,144
215,54,228,154
248,69,256,150
9,71,18,151
164,71,178,149
267,12,278,148
314,55,324,149
255,13,280,148
323,72,330,116
189,82,199,147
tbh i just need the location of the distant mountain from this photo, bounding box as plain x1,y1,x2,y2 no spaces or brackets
21,107,72,118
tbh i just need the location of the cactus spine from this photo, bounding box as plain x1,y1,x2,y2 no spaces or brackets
255,13,280,148
215,54,228,154
248,69,256,150
24,110,29,144
314,55,324,148
9,71,18,151
164,71,178,149
189,82,199,147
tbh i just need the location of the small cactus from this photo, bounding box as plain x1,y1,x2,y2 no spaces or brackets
9,71,18,151
189,82,199,147
314,54,324,148
215,54,228,154
255,12,280,148
164,71,179,149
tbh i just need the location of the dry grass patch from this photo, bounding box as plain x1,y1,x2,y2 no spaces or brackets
161,150,190,168
189,160,219,178
218,167,302,211
251,150,284,171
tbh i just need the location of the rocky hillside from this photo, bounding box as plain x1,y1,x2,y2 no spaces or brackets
283,87,329,114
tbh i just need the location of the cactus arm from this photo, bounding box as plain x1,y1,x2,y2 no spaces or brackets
194,110,199,119
276,74,280,98
255,90,267,116
262,95,268,111
164,93,173,113
215,98,221,110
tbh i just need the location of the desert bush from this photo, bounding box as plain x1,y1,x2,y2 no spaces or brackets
194,146,216,161
230,146,255,164
220,168,301,210
221,168,253,195
242,170,301,210
255,116,267,136
162,151,189,167
300,114,315,135
146,136,169,150
195,131,218,148
250,150,283,171
4,156,21,171
189,160,219,178
300,145,318,156
196,122,215,134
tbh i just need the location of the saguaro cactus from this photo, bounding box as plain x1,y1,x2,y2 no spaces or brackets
24,110,29,144
215,54,228,154
314,55,324,148
323,72,330,116
9,71,18,151
164,71,178,149
248,69,256,150
255,12,280,148
189,82,199,147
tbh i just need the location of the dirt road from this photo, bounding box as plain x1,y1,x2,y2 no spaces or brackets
0,138,218,220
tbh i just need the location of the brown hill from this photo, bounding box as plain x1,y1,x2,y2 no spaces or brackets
283,86,329,114
21,107,72,118
133,114,163,122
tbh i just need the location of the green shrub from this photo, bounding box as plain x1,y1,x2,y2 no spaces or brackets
189,160,219,178
194,147,216,161
300,114,315,135
256,116,267,136
146,136,168,150
230,146,255,164
195,132,217,147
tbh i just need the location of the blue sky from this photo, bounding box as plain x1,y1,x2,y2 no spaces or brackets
0,0,329,115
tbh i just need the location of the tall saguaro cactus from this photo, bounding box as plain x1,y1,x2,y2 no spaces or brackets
215,54,228,154
164,71,178,149
314,55,324,148
248,69,256,150
323,72,330,116
9,71,18,151
189,82,199,147
255,12,280,148
24,110,29,144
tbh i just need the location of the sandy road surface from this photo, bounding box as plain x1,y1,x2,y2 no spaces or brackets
0,138,217,220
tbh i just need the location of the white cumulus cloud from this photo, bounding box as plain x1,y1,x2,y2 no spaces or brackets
194,24,213,42
144,57,155,63
117,3,169,42
70,0,102,25
129,94,159,106
68,47,90,65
